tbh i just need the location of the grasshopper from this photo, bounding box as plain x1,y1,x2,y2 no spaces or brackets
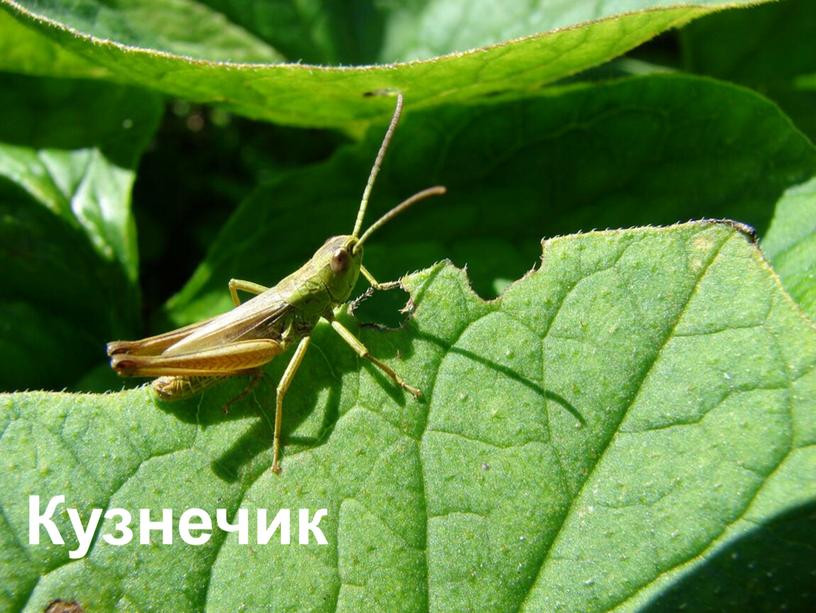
107,94,445,473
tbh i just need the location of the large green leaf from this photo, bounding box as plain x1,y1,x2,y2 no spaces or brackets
1,0,771,128
1,222,814,611
0,73,162,391
162,75,816,326
763,176,816,320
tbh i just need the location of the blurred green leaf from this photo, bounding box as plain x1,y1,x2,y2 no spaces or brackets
763,176,816,320
682,0,816,85
681,0,816,140
1,0,771,128
5,0,284,63
162,75,816,326
0,74,162,391
0,9,109,78
130,103,346,319
2,223,814,611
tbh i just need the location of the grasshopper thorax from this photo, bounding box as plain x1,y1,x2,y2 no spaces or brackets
313,234,363,303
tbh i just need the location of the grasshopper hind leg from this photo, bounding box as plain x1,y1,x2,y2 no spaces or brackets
222,370,263,413
152,375,221,400
153,371,264,414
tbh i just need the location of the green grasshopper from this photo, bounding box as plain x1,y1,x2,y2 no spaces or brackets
107,94,445,473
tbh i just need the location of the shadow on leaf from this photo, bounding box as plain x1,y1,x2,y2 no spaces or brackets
152,310,420,482
412,327,585,426
642,499,816,612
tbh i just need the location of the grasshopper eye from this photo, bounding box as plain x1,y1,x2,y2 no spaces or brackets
331,248,349,274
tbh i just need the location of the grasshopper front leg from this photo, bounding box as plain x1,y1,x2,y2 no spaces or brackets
360,265,401,292
329,319,421,398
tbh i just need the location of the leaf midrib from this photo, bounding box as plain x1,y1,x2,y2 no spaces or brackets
514,231,729,612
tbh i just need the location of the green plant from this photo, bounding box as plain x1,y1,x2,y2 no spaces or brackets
1,1,814,611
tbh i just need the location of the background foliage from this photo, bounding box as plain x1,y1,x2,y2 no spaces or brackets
1,0,814,611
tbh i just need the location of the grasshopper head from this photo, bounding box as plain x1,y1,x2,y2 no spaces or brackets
313,94,445,308
317,234,363,302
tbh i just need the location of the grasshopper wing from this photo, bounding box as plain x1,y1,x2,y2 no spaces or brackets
162,286,292,355
107,315,221,357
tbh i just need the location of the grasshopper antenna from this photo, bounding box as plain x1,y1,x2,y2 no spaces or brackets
352,93,404,239
357,186,446,247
